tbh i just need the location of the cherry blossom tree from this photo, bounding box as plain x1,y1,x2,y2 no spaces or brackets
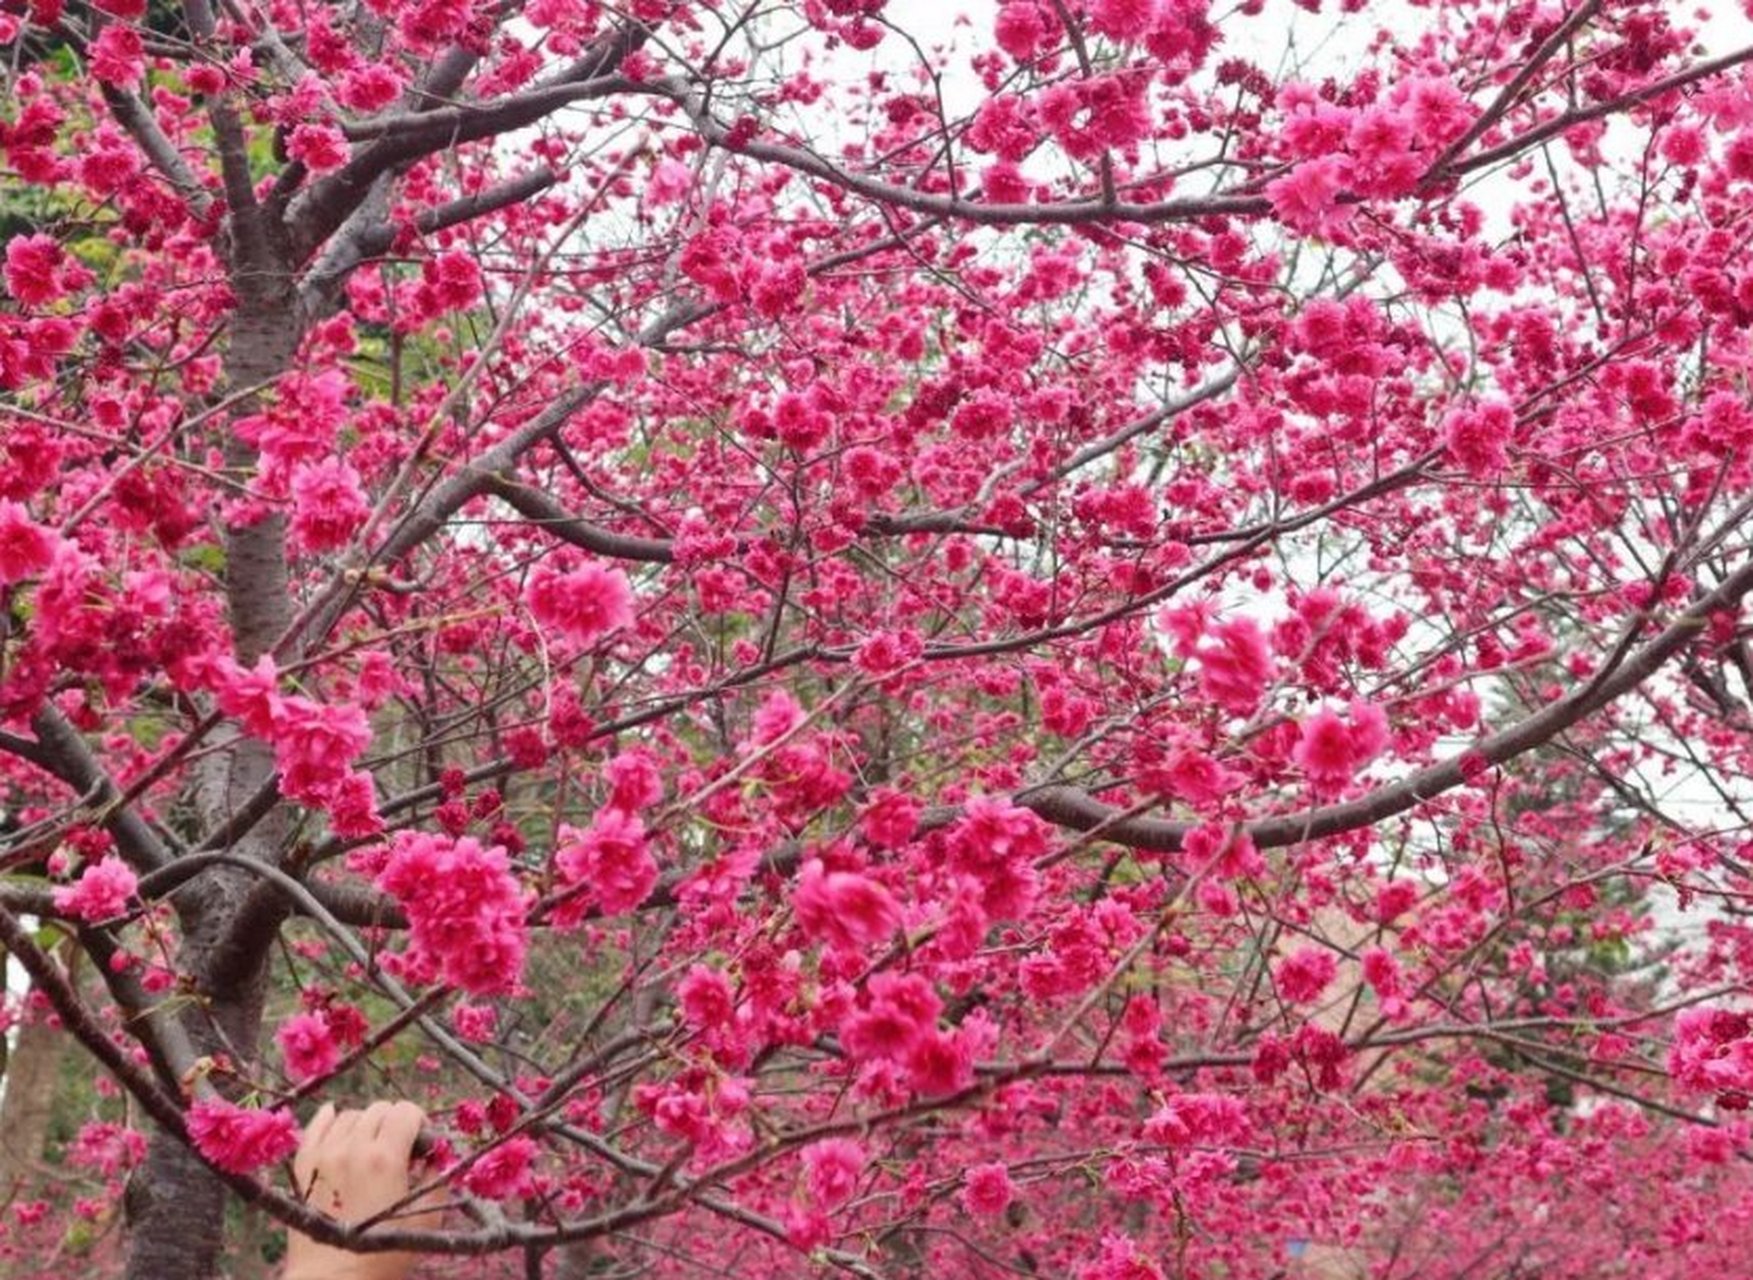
4,0,1753,1275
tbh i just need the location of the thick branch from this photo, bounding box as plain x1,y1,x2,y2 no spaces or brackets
287,23,649,260
301,169,561,312
29,707,172,872
1022,552,1753,853
100,85,214,217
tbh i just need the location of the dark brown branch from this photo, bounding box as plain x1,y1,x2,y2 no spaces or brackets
30,707,173,872
1020,550,1753,853
287,22,649,261
100,85,214,217
1453,44,1753,179
481,474,676,562
1421,0,1604,182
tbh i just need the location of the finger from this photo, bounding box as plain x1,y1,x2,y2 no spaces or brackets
377,1100,425,1163
361,1099,397,1143
294,1103,337,1187
325,1108,361,1158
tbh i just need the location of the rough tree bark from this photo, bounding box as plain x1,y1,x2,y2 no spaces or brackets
122,275,304,1274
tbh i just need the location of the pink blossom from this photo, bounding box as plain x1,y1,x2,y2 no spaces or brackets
89,26,145,86
67,1121,147,1176
451,1002,498,1043
377,833,529,995
994,1,1050,60
1444,399,1516,476
802,1138,865,1207
1292,701,1389,793
1146,746,1240,806
1077,1233,1164,1280
907,1026,975,1096
1143,1092,1249,1148
750,689,805,743
851,628,923,676
0,500,56,582
1347,106,1421,196
646,158,694,206
276,1011,340,1082
212,655,282,737
859,788,921,848
461,1136,539,1199
5,235,83,306
1197,617,1274,717
945,795,1049,922
285,123,350,173
982,160,1032,203
290,457,370,553
52,855,135,922
1375,880,1419,922
604,748,663,810
793,859,901,951
676,965,736,1030
840,972,941,1063
1360,947,1407,1017
526,563,634,645
326,770,383,838
1090,0,1157,39
273,695,372,807
962,1162,1014,1216
1182,823,1264,880
186,1099,300,1175
1670,1008,1753,1095
555,808,657,915
784,1206,830,1251
678,227,744,302
1266,155,1353,237
1394,74,1476,148
419,252,484,312
1275,947,1338,1004
339,63,404,111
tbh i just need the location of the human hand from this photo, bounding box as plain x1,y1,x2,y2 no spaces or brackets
285,1101,441,1280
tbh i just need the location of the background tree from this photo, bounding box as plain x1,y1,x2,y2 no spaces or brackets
4,0,1753,1276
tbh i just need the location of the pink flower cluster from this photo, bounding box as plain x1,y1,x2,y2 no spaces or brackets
1444,399,1516,477
802,1137,865,1208
5,233,93,305
525,561,635,646
275,1012,337,1081
1275,946,1338,1004
554,806,658,918
961,1162,1015,1216
793,858,901,951
1291,701,1390,794
839,972,975,1097
376,832,529,995
186,1098,300,1175
212,656,379,834
1195,617,1275,718
0,499,58,583
52,853,138,922
1669,1008,1753,1100
1142,1092,1250,1149
289,457,370,554
943,795,1049,923
461,1136,540,1200
233,370,353,505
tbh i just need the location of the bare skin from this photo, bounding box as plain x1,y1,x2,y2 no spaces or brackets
285,1101,440,1280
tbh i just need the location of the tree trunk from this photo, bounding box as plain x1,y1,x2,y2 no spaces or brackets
122,290,303,1277
124,890,280,1280
0,986,68,1205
